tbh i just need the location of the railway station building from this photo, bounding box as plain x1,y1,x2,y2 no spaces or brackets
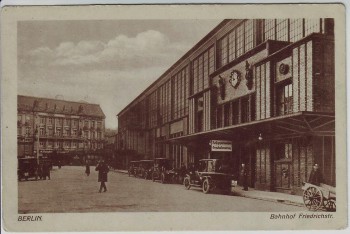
116,19,335,194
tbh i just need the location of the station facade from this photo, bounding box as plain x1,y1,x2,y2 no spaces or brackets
116,19,335,194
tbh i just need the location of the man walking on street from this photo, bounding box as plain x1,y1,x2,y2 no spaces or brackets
95,159,109,193
85,160,90,176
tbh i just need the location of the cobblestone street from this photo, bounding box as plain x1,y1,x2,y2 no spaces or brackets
18,166,304,213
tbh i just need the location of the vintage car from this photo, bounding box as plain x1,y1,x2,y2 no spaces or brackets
184,159,236,194
138,160,154,179
128,161,140,177
151,158,175,183
18,157,39,181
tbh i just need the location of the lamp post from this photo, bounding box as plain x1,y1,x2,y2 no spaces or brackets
35,125,40,165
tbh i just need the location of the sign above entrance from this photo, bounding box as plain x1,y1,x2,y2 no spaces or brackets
210,140,232,152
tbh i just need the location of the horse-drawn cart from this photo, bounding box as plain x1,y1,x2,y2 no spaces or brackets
302,182,336,211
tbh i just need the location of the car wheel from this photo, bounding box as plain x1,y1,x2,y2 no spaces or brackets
203,179,211,194
161,173,166,184
184,177,191,190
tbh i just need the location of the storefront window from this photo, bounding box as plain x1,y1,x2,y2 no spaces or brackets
224,103,230,127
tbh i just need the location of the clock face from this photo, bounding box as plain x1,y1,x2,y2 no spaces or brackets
229,70,241,88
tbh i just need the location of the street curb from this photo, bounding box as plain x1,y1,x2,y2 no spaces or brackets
232,191,305,207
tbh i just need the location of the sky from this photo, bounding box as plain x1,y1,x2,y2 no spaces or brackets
18,20,221,129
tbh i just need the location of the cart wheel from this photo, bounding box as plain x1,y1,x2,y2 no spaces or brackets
303,186,323,211
324,199,336,212
184,177,191,190
203,179,211,194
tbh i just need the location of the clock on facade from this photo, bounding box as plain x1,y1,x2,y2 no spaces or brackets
229,70,241,88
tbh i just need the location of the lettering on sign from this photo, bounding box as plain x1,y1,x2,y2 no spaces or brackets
210,140,232,152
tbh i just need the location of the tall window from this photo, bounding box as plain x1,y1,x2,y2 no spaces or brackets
264,18,323,43
276,142,292,160
244,20,254,52
149,91,158,127
236,23,244,57
277,83,293,116
173,66,189,120
159,80,172,124
232,101,239,125
48,117,53,125
305,18,322,36
191,46,214,95
290,19,303,42
276,19,289,41
25,127,30,136
228,30,236,61
40,117,45,124
217,20,254,68
241,97,250,123
264,19,276,40
224,103,230,127
39,128,44,136
196,111,203,132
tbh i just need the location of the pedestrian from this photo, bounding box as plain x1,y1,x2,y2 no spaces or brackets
85,160,90,176
58,160,62,169
37,163,43,180
95,159,109,193
42,161,51,180
240,163,248,191
308,163,324,186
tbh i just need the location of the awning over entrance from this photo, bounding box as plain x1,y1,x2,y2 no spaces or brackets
165,111,335,146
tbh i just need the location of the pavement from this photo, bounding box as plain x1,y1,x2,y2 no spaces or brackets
18,166,304,213
112,169,304,207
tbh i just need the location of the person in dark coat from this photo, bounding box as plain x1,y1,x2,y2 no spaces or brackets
95,159,109,192
308,163,324,186
42,162,51,180
240,163,248,191
85,160,90,176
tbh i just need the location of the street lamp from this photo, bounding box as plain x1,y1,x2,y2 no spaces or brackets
35,125,40,166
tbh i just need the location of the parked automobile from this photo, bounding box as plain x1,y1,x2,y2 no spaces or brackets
138,160,154,179
172,164,187,184
184,159,237,194
18,157,39,181
128,161,140,177
151,158,175,183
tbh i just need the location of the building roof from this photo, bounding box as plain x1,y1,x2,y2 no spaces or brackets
17,95,105,118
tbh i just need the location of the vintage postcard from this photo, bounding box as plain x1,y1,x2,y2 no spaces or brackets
1,3,347,232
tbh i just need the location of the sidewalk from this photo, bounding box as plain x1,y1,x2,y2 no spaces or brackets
111,169,304,207
232,186,304,207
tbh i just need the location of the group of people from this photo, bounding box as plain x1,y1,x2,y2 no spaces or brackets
85,159,110,193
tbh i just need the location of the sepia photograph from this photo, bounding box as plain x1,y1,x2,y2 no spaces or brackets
1,3,347,232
